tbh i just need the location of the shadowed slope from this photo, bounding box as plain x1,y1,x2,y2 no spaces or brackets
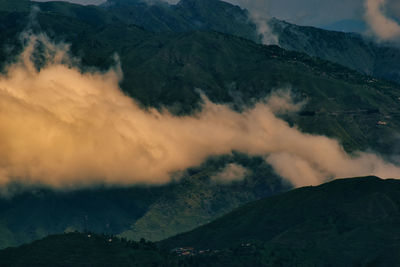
162,177,400,265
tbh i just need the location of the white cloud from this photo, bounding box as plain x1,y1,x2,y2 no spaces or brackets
211,164,249,183
0,33,399,191
365,0,400,41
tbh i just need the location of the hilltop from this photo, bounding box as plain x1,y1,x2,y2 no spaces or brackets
162,176,400,266
0,232,177,267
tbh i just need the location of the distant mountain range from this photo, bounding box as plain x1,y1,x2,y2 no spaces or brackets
321,19,367,33
5,0,400,83
100,0,400,84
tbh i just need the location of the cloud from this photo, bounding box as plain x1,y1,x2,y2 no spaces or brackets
211,163,249,183
0,33,400,191
365,0,400,42
222,0,279,45
265,89,304,114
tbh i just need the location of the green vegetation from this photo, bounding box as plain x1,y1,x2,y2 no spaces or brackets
270,18,400,84
103,0,259,42
120,154,286,242
1,0,400,259
0,154,287,249
0,0,30,12
162,176,400,266
0,186,164,248
1,0,400,155
1,177,400,266
0,232,177,267
104,0,400,84
2,8,397,154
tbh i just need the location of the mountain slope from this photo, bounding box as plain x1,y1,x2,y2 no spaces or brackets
1,0,400,251
0,186,164,248
3,4,400,156
120,155,285,241
102,0,259,41
0,154,288,249
269,18,400,83
162,176,400,265
0,232,176,267
0,0,30,12
2,177,400,266
102,0,400,84
1,1,397,156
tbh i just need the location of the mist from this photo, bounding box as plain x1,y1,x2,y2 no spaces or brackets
0,33,399,191
365,0,400,42
219,0,278,45
211,163,249,183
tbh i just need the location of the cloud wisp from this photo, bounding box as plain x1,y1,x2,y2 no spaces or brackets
365,0,400,42
223,0,279,45
0,33,399,191
211,163,249,183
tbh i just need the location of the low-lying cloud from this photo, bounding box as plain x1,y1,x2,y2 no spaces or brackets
0,33,400,191
365,0,400,42
211,163,249,183
223,0,279,45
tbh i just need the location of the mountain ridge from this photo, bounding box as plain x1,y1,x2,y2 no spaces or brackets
160,176,400,265
0,177,399,266
101,0,400,84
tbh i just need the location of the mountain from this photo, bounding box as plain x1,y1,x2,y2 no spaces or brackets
2,0,400,251
120,155,285,242
3,0,400,85
102,0,259,41
0,186,163,248
0,0,30,12
1,0,400,249
1,0,399,155
321,19,367,33
269,18,400,83
11,7,399,155
162,176,400,266
0,232,177,267
0,154,287,249
2,177,400,266
101,0,400,85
